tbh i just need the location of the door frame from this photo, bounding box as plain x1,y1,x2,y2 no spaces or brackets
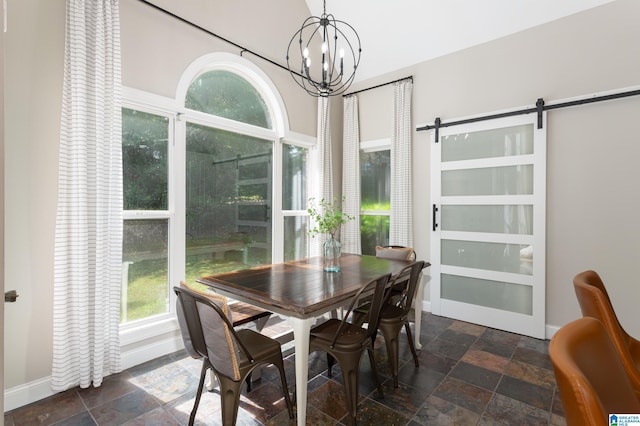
430,113,546,339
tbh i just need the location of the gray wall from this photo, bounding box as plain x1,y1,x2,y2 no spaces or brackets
3,0,322,395
351,0,640,335
5,0,640,407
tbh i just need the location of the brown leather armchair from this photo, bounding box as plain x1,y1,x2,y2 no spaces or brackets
549,317,640,425
573,270,640,397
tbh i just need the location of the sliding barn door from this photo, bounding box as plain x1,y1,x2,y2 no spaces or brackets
430,114,546,338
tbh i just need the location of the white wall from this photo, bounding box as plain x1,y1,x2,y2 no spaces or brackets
350,0,640,335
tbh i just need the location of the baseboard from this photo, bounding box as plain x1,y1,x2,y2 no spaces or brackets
422,299,560,341
545,324,560,340
4,335,183,412
120,335,183,371
4,376,53,414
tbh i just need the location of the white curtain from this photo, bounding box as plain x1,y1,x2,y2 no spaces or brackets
52,0,123,391
390,79,414,247
311,97,334,256
341,95,361,254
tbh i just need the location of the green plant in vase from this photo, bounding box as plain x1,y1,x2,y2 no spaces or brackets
307,196,354,272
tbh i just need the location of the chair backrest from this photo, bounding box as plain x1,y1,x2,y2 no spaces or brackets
549,317,640,425
387,260,426,313
174,285,249,381
573,270,640,397
573,270,632,343
375,245,416,261
330,273,391,347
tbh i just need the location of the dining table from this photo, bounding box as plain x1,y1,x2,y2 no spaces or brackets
198,253,429,426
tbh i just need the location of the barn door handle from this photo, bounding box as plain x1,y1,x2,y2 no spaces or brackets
432,204,439,231
5,290,18,303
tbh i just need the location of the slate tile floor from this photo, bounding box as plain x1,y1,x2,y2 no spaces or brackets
5,312,566,425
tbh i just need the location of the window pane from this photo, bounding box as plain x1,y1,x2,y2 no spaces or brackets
122,108,169,210
185,70,272,129
360,215,390,255
284,216,308,261
361,150,390,210
186,123,272,268
122,219,169,322
283,144,307,210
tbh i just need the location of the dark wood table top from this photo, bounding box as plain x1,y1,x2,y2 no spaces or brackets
198,253,418,319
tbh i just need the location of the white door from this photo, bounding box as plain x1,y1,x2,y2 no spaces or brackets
430,114,546,338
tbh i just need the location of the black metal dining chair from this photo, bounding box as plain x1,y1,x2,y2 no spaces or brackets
375,245,417,304
375,260,426,387
352,260,425,386
174,285,294,426
308,273,392,425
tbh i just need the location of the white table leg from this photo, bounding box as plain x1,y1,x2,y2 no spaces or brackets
414,277,424,350
206,368,216,391
288,317,314,426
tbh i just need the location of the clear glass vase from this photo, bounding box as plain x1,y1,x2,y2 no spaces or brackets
322,235,341,272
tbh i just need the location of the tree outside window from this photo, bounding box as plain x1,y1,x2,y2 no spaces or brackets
360,149,390,254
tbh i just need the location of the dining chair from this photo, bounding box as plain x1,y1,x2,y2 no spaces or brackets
174,285,294,426
351,261,425,386
573,270,640,397
309,273,392,425
549,317,640,425
375,245,416,261
179,281,272,391
375,245,416,304
376,260,426,387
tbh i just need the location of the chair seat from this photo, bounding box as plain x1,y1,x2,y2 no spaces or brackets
310,319,369,349
380,304,405,320
236,329,282,369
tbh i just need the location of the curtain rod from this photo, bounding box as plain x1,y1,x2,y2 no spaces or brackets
343,76,413,97
137,0,303,79
417,88,640,142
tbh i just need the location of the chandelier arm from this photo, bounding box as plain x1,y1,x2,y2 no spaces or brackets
285,2,360,97
326,24,360,87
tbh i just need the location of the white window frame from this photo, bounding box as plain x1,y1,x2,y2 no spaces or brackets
120,90,181,344
279,132,317,262
119,55,315,351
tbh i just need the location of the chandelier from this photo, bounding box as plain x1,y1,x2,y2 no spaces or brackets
286,1,361,97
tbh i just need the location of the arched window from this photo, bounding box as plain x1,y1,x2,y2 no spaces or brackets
185,70,271,128
121,53,311,328
179,56,283,283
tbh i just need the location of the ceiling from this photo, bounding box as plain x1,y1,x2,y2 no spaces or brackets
304,0,616,83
